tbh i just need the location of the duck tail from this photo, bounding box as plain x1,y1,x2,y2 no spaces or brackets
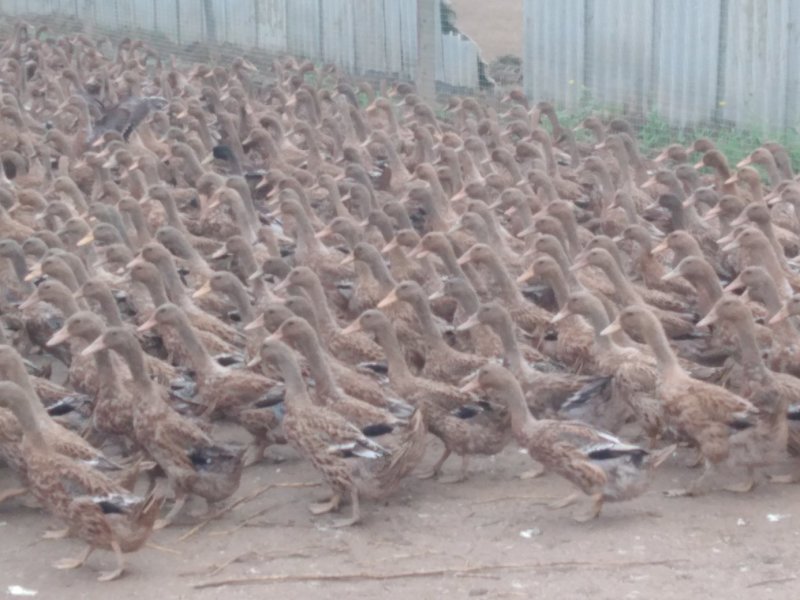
379,409,427,495
136,491,166,531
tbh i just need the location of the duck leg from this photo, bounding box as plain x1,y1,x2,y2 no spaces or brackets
97,541,125,582
417,447,451,480
332,488,361,528
440,456,469,484
723,466,757,493
54,545,94,570
549,492,579,509
42,527,71,540
666,460,716,497
573,492,604,523
154,492,187,530
519,462,545,480
0,487,27,504
309,493,341,515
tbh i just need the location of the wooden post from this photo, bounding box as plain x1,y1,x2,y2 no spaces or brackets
416,0,437,104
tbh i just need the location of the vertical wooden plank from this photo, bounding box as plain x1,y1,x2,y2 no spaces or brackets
254,0,287,54
417,0,436,102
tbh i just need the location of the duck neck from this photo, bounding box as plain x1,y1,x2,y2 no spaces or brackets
297,332,340,401
10,391,48,450
225,280,256,324
503,383,536,435
752,281,783,317
274,351,313,408
159,195,187,233
171,314,216,374
641,320,682,376
156,257,188,304
93,289,124,326
601,261,640,305
141,274,170,306
127,204,152,246
7,245,31,287
437,244,466,279
374,322,413,382
492,312,524,372
409,294,447,350
543,269,570,308
487,256,524,305
304,279,339,334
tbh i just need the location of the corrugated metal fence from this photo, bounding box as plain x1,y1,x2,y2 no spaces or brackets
524,0,800,131
0,0,482,90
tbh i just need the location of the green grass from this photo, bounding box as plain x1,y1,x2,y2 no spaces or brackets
553,94,800,171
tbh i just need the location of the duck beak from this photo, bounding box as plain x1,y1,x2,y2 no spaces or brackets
246,355,261,368
569,257,588,272
341,320,363,335
641,177,657,190
407,243,429,259
550,308,571,324
81,335,109,356
767,193,782,206
660,268,681,282
730,213,748,228
247,269,264,283
455,313,480,332
243,313,265,332
201,154,215,166
653,149,671,163
682,194,696,208
192,280,213,299
339,253,354,266
377,289,399,309
515,266,535,284
736,156,753,169
724,275,744,293
456,254,471,266
19,292,38,309
651,240,669,255
693,159,705,170
126,255,146,269
314,225,333,240
24,262,43,282
273,277,290,293
458,375,481,394
600,318,621,336
724,173,739,185
428,289,445,302
696,311,717,328
381,239,398,254
768,305,790,325
76,231,95,247
594,142,606,150
46,324,71,347
702,205,722,221
137,313,159,332
102,158,117,170
211,246,230,259
722,239,740,252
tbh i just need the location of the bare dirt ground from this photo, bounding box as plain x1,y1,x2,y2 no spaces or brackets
449,0,523,60
2,439,800,599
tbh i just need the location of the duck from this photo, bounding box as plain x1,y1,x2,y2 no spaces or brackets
461,364,672,522
81,328,245,528
0,381,163,581
275,266,384,364
378,280,485,384
343,310,511,483
249,337,425,527
699,296,795,486
137,303,283,464
602,305,760,496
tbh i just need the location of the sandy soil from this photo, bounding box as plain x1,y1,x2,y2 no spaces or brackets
448,0,524,60
2,439,799,599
